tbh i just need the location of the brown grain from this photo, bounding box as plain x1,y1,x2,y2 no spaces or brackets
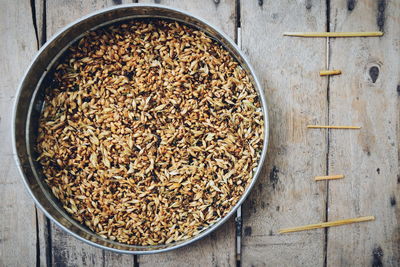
36,20,264,245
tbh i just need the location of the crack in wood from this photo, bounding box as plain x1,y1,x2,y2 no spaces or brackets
29,0,40,49
377,0,386,32
46,218,53,267
324,1,331,267
35,208,40,267
41,0,47,45
31,1,51,266
29,1,46,266
236,0,241,28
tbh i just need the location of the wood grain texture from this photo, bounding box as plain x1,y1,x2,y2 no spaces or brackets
46,0,134,39
139,0,237,40
137,1,237,266
0,1,39,266
43,1,135,266
34,0,46,46
327,1,400,266
240,1,328,266
37,210,51,267
138,226,236,267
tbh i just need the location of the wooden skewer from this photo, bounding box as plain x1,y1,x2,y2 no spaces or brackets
283,32,383,37
278,216,375,234
307,125,361,129
315,174,344,181
320,70,342,76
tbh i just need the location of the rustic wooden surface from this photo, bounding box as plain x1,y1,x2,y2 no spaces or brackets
240,0,328,266
327,1,400,266
0,0,399,266
0,1,39,266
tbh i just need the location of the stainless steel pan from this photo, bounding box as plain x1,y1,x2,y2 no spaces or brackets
13,4,269,254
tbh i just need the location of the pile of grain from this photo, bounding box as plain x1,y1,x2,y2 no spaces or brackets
37,20,264,245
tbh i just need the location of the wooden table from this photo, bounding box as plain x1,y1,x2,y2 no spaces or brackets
1,1,399,266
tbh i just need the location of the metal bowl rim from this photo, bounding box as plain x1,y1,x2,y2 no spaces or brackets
12,3,270,254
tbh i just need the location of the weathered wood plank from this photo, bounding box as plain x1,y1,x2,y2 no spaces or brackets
34,3,52,264
50,224,103,267
34,0,46,46
0,1,39,266
37,209,51,267
240,1,328,266
138,225,236,267
327,1,400,266
43,1,136,266
136,0,237,266
139,0,237,40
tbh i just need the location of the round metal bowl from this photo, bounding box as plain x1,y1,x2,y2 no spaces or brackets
13,4,269,254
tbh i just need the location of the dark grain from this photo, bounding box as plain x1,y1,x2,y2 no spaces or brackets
369,66,379,83
372,246,384,267
269,166,279,190
306,0,312,10
244,226,252,236
347,0,355,11
377,0,386,31
390,196,396,206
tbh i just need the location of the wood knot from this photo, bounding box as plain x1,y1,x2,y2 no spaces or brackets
258,0,264,6
390,196,396,206
213,0,220,4
369,66,379,83
347,0,355,11
306,0,312,9
372,246,384,267
244,226,252,236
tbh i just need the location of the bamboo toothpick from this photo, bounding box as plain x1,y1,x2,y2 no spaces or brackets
283,32,383,37
307,125,361,129
278,216,375,234
315,174,344,181
320,70,342,76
